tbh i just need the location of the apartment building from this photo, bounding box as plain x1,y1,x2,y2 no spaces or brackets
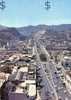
1,62,36,100
65,71,71,94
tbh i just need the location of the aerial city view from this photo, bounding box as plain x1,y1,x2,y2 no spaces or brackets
0,0,71,100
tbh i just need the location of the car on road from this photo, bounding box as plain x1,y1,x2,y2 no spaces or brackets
54,71,57,74
62,82,66,87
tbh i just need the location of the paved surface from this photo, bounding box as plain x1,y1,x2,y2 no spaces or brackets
41,45,71,100
34,43,57,100
34,42,71,100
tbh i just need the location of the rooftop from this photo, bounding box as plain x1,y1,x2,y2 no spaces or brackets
66,71,71,78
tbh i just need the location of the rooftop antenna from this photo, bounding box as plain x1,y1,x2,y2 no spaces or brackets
0,0,5,10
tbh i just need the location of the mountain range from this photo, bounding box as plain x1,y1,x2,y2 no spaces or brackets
17,24,71,37
0,24,71,41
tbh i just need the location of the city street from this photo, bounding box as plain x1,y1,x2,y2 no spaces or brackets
34,42,71,100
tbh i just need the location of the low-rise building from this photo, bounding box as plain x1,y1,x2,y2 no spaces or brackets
65,71,71,94
0,72,10,88
1,62,36,100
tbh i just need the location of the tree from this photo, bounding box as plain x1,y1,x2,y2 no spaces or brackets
40,53,47,61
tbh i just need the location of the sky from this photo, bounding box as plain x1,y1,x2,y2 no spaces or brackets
0,0,71,27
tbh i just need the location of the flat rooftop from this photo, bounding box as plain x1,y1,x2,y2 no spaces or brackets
13,80,36,97
19,67,28,73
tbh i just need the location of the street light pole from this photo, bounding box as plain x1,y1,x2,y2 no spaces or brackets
0,0,5,10
45,0,51,10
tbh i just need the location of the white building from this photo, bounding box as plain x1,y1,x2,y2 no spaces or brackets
65,71,71,94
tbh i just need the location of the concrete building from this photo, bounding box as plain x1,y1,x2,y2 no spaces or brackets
65,71,71,94
8,93,28,100
1,62,36,100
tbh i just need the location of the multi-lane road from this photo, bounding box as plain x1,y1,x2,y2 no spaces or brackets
34,43,56,100
34,42,71,100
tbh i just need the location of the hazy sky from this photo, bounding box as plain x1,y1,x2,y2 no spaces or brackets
0,0,71,27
